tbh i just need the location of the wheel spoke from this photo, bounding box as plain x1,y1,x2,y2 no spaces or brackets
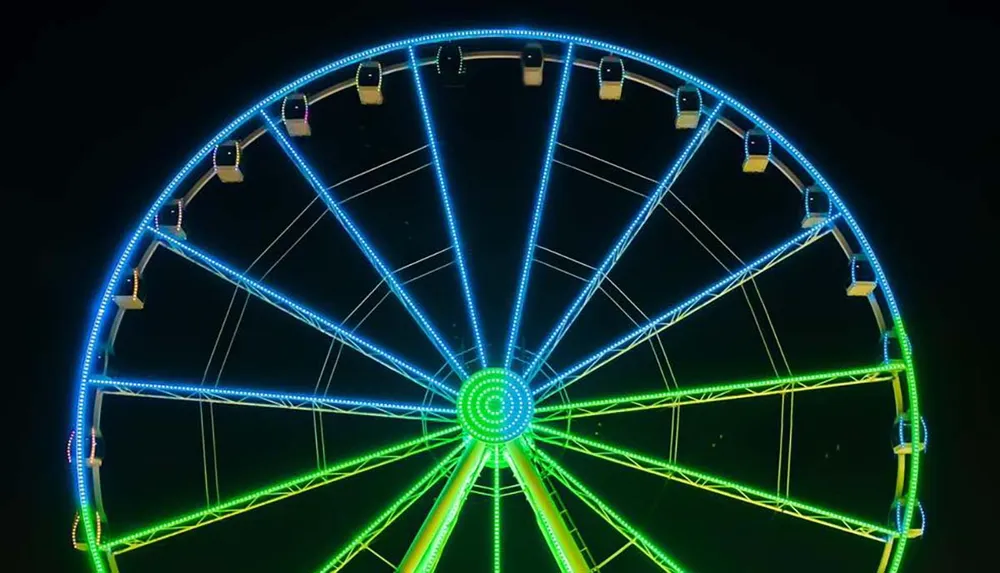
532,424,899,541
150,227,457,400
87,375,457,421
522,102,725,383
407,45,488,370
492,446,502,573
314,441,467,573
261,110,469,380
533,447,688,573
504,42,576,370
398,440,488,572
100,427,461,554
533,215,842,401
505,440,590,573
533,362,903,422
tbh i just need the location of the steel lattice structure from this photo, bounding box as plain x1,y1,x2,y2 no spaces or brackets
69,29,925,573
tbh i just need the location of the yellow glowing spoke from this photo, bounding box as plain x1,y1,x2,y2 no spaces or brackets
315,442,467,573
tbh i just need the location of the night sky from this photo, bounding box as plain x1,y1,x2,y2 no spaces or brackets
12,4,994,572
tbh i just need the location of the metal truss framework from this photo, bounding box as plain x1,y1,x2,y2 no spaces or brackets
150,228,456,401
316,443,467,573
88,375,457,422
534,363,904,422
99,427,461,555
535,448,685,572
534,216,842,402
532,425,901,541
260,110,469,381
521,100,726,383
69,29,923,573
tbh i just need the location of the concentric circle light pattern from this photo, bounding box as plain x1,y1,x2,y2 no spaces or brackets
457,369,534,444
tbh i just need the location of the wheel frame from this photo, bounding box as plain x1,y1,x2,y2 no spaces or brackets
69,28,922,573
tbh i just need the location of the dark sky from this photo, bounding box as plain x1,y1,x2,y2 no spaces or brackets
12,3,994,572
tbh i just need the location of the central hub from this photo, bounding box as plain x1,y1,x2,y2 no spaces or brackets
457,368,534,444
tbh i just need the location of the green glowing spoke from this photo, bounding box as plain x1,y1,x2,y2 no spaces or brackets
100,426,461,554
534,362,903,422
534,448,688,573
314,442,467,573
533,425,898,541
493,446,502,573
505,440,591,573
399,441,488,572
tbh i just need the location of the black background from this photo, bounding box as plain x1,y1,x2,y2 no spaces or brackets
9,2,995,571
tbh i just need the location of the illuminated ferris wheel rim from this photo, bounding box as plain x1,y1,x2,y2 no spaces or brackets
70,28,923,573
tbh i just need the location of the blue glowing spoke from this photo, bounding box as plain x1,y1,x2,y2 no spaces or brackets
534,215,841,401
523,101,725,384
150,227,457,399
504,42,576,372
405,46,487,370
261,111,468,380
87,376,457,420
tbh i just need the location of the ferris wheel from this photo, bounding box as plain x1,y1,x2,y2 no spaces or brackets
68,29,926,573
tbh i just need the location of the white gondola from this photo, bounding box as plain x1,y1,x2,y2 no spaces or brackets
281,93,310,136
742,127,770,173
801,185,830,228
154,199,186,240
213,140,243,183
675,84,701,129
436,44,466,87
114,268,144,310
521,43,544,86
356,61,384,105
598,55,624,100
846,254,878,296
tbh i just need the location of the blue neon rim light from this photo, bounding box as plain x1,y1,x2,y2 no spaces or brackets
72,28,921,572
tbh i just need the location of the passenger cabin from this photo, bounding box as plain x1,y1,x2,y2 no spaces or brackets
281,93,310,136
892,414,927,455
882,329,901,363
72,511,104,551
675,84,702,129
891,499,925,539
598,56,624,100
801,185,831,228
154,199,186,240
213,140,243,183
847,253,877,296
88,429,106,468
436,44,466,87
521,43,544,86
114,268,144,310
72,512,86,551
356,61,384,105
742,128,770,173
